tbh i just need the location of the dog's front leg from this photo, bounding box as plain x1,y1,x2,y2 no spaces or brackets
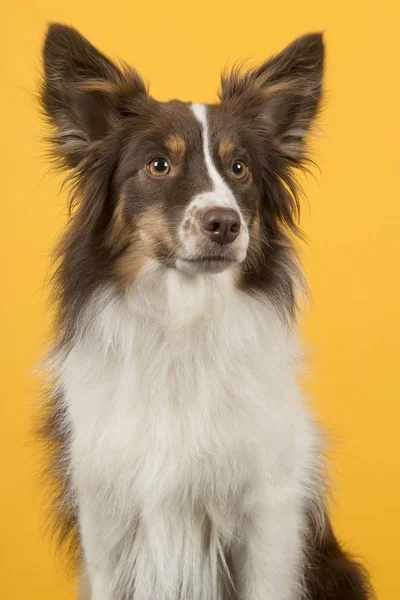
233,498,304,600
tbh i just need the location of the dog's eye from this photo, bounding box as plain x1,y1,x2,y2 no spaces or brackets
148,158,170,177
231,160,248,180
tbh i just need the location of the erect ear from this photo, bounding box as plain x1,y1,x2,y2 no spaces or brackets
41,23,147,168
219,33,324,163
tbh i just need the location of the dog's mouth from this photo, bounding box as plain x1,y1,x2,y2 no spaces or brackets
175,254,239,274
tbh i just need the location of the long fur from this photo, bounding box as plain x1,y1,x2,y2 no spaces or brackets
39,23,373,600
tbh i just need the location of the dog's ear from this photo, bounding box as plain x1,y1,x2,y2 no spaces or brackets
220,33,324,163
41,23,147,169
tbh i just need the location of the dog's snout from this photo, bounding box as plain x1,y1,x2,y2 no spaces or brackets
201,208,241,245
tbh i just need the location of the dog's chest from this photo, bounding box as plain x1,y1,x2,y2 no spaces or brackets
59,270,301,511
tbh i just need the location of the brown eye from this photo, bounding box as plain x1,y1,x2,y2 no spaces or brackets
148,158,170,177
231,160,248,180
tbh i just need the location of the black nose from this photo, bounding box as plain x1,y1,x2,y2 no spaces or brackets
201,208,241,245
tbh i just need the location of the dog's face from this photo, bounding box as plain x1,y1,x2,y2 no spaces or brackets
42,24,323,294
112,100,259,277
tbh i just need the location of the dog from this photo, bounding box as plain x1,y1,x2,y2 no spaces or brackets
39,23,373,600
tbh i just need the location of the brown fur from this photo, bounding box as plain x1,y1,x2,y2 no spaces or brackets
37,387,80,569
304,510,375,600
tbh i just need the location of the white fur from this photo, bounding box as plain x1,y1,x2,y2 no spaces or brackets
54,261,322,600
190,103,239,211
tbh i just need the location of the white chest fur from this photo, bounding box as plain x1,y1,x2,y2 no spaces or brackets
57,263,320,600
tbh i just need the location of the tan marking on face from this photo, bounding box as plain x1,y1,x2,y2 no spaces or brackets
219,137,234,161
165,134,186,160
115,238,149,287
136,205,173,247
115,205,175,286
108,198,130,250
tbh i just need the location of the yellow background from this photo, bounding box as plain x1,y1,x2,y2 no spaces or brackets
1,0,399,598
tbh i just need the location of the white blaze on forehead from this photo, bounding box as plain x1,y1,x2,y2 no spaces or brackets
190,103,240,212
176,103,250,268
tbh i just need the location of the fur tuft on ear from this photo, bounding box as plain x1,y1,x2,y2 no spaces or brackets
41,23,147,169
219,33,325,163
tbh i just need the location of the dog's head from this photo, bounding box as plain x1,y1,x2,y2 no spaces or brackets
42,24,323,309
